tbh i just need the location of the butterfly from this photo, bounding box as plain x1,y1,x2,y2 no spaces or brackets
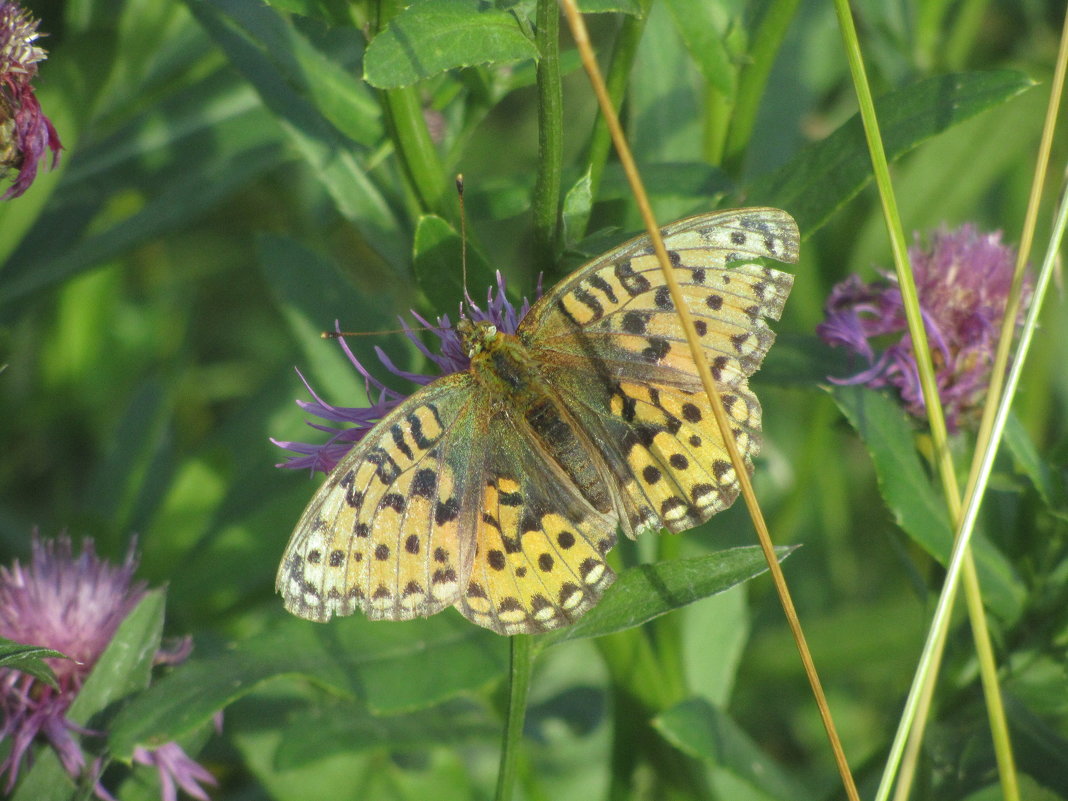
277,207,798,635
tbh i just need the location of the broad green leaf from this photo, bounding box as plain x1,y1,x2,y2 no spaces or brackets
0,87,283,307
412,215,497,313
682,585,748,706
655,698,808,801
262,0,352,24
234,721,377,801
962,775,1063,801
598,161,731,203
236,6,382,147
751,70,1034,236
258,233,401,405
68,591,166,727
576,0,643,12
830,385,1025,621
1004,412,1058,507
542,546,793,646
999,690,1068,797
108,613,507,758
629,3,702,168
664,0,734,94
0,639,66,688
561,168,593,250
190,0,406,266
12,592,166,801
274,698,496,768
364,0,539,89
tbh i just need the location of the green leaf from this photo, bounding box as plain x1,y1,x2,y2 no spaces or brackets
542,546,794,646
364,0,539,89
262,0,352,24
830,385,1025,621
598,161,732,203
0,85,284,306
258,233,402,404
962,775,1064,801
274,698,497,769
1003,412,1058,507
12,592,166,801
108,613,507,758
576,0,643,12
189,0,406,266
663,0,734,94
68,591,166,727
751,70,1035,236
655,697,808,801
412,215,496,313
0,638,66,689
629,3,702,169
561,168,593,249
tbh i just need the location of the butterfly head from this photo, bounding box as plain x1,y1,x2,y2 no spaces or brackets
456,318,499,358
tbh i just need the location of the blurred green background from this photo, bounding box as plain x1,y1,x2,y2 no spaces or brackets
0,1,1065,799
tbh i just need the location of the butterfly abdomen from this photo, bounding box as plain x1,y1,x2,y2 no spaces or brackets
471,334,617,519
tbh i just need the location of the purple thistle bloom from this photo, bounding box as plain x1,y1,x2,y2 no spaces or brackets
274,271,538,473
0,535,216,801
0,1,61,199
817,224,1028,431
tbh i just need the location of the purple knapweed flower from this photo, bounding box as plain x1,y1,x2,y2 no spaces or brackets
0,535,216,801
817,224,1028,431
274,271,538,473
0,1,61,198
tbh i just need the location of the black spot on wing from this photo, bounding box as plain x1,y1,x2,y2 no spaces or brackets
390,423,414,461
616,260,652,296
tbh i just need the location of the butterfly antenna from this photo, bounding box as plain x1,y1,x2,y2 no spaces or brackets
322,325,442,339
457,174,475,315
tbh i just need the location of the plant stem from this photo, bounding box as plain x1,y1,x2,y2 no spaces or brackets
830,3,1021,800
722,0,802,175
897,8,1068,798
494,634,535,801
578,6,649,240
562,3,859,799
375,0,448,218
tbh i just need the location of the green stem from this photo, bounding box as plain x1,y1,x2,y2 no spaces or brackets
577,8,649,239
531,0,564,268
495,634,535,801
597,629,709,801
913,0,952,69
652,534,687,704
722,0,802,175
375,0,449,218
382,87,450,217
702,82,732,166
944,0,991,70
830,3,1020,801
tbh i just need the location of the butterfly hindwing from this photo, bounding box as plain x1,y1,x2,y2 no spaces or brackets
277,376,480,623
456,383,618,634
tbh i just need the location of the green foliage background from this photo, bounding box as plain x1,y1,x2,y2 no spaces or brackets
0,1,1065,800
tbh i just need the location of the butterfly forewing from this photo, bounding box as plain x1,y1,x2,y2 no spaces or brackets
520,208,798,536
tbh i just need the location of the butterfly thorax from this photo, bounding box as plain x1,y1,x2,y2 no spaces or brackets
458,318,540,402
457,317,616,517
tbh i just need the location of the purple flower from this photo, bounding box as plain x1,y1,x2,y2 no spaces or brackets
0,1,62,199
817,224,1028,431
274,271,537,473
0,535,216,801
